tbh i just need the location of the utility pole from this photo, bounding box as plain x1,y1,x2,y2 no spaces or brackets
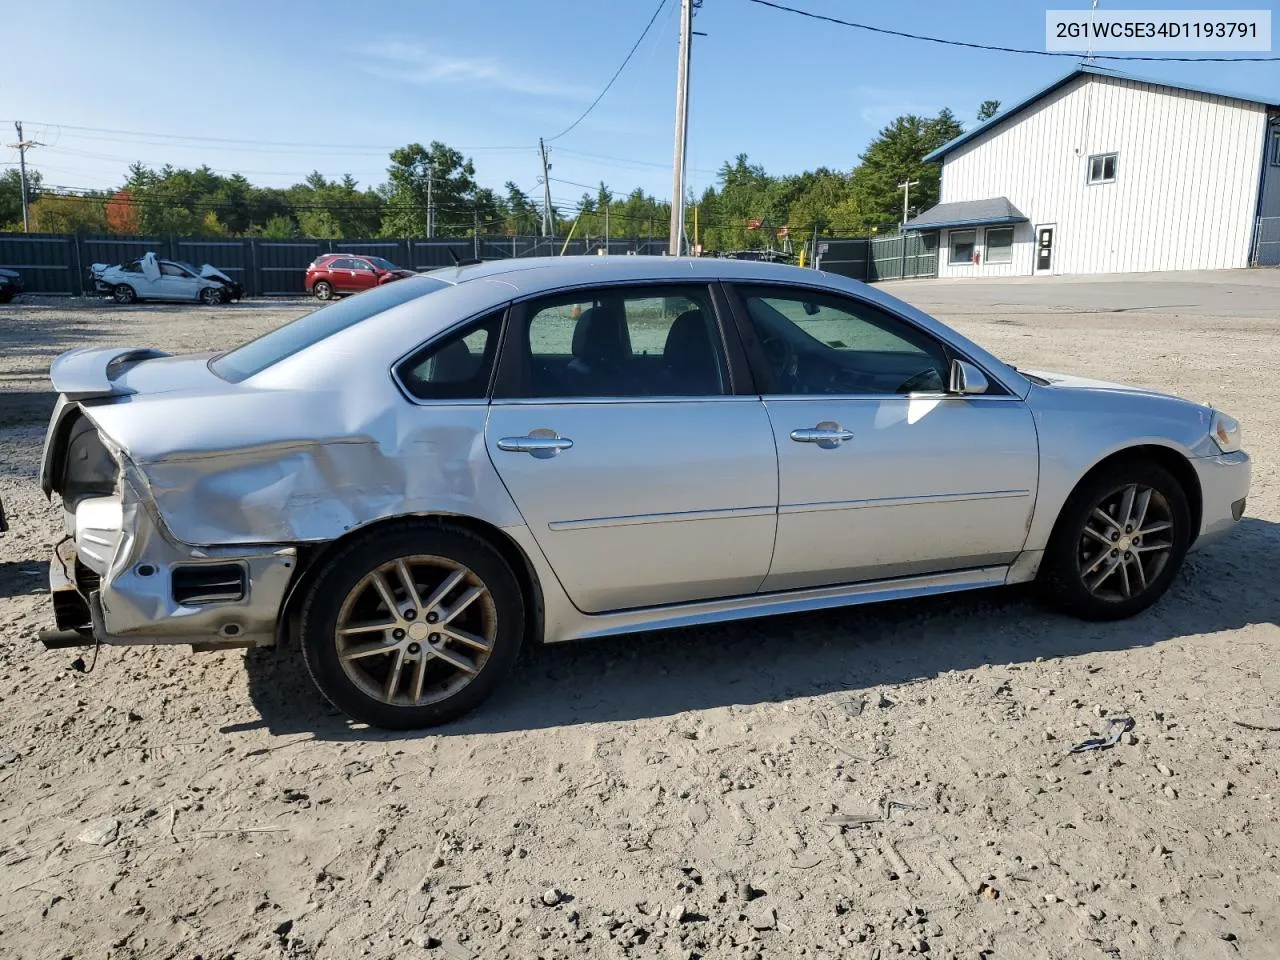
668,0,693,255
426,167,435,239
538,138,554,237
898,178,920,228
604,202,610,253
8,122,42,233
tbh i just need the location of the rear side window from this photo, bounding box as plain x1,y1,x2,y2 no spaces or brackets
396,310,505,401
211,277,447,382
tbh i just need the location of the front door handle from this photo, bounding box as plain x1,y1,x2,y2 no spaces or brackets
790,421,854,449
497,430,574,458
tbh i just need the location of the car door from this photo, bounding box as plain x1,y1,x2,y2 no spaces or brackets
346,258,379,293
485,283,778,613
157,262,200,300
324,258,357,293
726,282,1039,592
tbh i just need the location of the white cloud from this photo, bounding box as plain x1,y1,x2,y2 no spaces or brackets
357,41,593,100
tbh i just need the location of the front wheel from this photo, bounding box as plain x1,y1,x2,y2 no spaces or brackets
312,280,333,301
299,522,525,729
200,286,224,305
112,284,137,304
1039,459,1191,620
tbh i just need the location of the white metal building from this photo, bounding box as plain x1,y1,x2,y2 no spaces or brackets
908,65,1280,277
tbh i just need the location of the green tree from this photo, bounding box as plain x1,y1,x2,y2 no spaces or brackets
977,99,1001,121
502,181,541,235
0,167,42,229
258,214,298,239
30,193,107,233
849,109,964,231
380,142,478,237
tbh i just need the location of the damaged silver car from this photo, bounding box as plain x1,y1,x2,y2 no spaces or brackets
37,257,1250,728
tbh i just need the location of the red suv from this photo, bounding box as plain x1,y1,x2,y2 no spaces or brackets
305,254,416,300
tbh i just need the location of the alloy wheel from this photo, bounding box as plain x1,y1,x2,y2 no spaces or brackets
1076,483,1176,602
334,555,497,707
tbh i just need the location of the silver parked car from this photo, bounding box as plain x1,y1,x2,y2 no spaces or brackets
34,257,1249,728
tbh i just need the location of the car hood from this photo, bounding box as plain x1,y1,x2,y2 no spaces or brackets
1021,368,1193,403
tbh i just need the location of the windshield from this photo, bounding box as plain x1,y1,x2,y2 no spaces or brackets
367,256,400,271
210,276,448,382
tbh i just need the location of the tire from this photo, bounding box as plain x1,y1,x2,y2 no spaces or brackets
200,286,224,305
313,280,333,301
113,284,137,304
0,292,12,304
1038,458,1191,621
299,521,525,729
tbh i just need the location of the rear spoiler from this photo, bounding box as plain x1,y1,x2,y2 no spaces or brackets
49,347,171,400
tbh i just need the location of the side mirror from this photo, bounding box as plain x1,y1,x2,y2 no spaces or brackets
949,358,989,395
802,301,820,316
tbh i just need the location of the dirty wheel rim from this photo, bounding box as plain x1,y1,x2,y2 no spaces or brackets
114,286,133,303
315,282,331,300
1076,483,1175,602
335,555,497,707
201,287,219,304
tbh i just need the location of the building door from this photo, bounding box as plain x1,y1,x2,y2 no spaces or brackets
1035,225,1055,273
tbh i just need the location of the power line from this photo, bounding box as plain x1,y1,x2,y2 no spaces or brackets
19,121,528,152
742,0,1280,62
545,0,669,142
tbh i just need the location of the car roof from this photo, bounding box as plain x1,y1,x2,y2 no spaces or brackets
425,255,833,293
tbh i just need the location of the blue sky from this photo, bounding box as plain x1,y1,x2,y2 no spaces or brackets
3,0,1277,206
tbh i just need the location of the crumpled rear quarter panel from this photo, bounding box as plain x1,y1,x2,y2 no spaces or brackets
82,390,523,547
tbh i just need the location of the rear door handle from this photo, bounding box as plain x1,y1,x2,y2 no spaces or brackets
497,431,574,458
790,421,854,449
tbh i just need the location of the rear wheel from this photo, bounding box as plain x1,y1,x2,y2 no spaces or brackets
112,284,137,304
313,280,333,301
1039,459,1190,620
299,522,524,729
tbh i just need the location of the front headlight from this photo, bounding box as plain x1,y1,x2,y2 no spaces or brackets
1211,411,1242,454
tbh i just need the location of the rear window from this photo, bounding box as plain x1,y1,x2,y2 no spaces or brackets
210,277,447,382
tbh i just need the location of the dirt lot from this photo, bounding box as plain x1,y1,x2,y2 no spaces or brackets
1,271,1277,960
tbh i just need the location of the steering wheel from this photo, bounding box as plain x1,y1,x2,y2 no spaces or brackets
759,333,800,391
896,367,944,394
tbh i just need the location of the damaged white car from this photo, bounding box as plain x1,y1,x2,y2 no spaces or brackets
90,252,242,305
36,257,1249,729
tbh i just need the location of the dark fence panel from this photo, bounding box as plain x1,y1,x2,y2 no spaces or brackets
813,238,871,281
7,232,902,297
254,239,329,295
0,233,80,294
813,234,937,282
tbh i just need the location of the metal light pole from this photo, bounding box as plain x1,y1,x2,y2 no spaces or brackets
899,178,920,228
668,0,693,255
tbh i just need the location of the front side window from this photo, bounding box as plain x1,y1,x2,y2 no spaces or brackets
328,257,357,270
506,285,727,398
985,227,1014,264
949,230,976,265
211,276,447,382
349,259,375,272
397,310,504,401
367,256,399,271
159,262,189,277
734,286,950,396
1088,152,1118,184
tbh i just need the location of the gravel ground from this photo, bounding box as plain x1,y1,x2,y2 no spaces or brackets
0,273,1277,960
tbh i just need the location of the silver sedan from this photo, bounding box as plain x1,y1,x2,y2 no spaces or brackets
36,257,1250,728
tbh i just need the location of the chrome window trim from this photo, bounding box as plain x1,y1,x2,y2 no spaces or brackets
389,305,512,407
490,395,764,406
721,278,1022,398
499,279,739,401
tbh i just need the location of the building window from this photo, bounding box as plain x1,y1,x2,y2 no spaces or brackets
948,229,976,265
1088,152,1118,184
1271,130,1280,166
985,227,1014,264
